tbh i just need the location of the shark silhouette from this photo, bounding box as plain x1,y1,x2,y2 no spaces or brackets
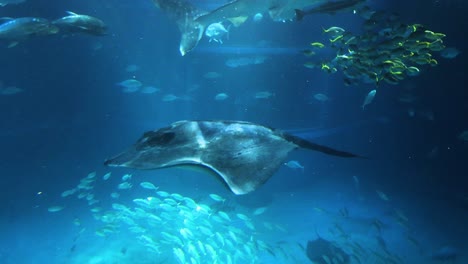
104,120,361,195
152,0,327,55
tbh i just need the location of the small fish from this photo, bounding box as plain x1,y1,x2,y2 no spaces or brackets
117,79,142,88
214,93,229,101
313,93,329,102
440,47,460,59
310,42,325,48
140,181,158,190
173,247,186,264
133,198,150,208
209,193,225,202
323,26,345,35
313,207,327,214
90,207,102,213
254,91,274,99
171,193,184,201
86,171,96,179
329,35,343,43
406,66,420,76
218,211,231,221
156,191,170,197
302,49,316,56
303,62,317,69
86,193,95,201
117,79,142,93
121,174,132,181
140,86,160,94
245,220,256,230
48,206,65,212
424,30,446,40
61,189,77,197
72,218,81,226
253,207,267,215
284,160,304,171
110,192,120,199
236,213,250,221
0,86,23,95
161,94,179,102
77,192,87,199
376,190,390,201
118,182,132,190
88,199,99,206
102,172,111,181
362,89,376,109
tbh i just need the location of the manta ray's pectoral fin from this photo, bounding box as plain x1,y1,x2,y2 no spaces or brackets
200,138,297,195
152,0,206,56
178,19,205,56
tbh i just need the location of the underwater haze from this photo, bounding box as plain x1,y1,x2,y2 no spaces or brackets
0,0,467,263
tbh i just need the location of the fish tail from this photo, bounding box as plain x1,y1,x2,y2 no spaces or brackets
283,133,364,158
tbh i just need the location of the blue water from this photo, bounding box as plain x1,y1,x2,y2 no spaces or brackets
1,0,467,263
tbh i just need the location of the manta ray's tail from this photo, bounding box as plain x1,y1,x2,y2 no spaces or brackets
283,133,362,158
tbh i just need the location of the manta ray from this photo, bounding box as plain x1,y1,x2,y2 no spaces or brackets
105,120,360,195
152,0,327,55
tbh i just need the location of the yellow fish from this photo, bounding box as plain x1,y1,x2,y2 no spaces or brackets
310,42,325,48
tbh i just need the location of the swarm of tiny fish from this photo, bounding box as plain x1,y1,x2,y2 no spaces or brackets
48,171,438,263
53,171,296,263
303,8,457,87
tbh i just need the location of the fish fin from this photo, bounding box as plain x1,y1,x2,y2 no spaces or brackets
178,20,205,56
202,157,284,195
66,11,79,16
156,0,207,56
227,16,248,27
200,135,296,195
